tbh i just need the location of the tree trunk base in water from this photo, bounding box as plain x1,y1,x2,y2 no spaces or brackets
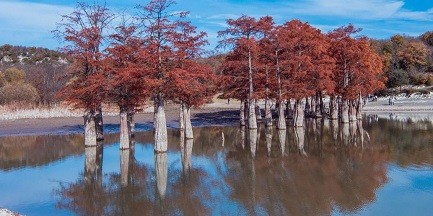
84,112,97,147
154,98,168,153
277,101,286,130
95,106,104,141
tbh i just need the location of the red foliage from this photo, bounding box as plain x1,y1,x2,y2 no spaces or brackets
328,25,385,99
167,21,215,107
104,22,156,111
218,16,272,101
55,2,114,111
277,20,334,99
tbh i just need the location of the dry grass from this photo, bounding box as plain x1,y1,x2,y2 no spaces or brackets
0,104,154,121
0,106,83,120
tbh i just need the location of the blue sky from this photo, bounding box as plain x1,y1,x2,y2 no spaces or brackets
1,0,433,50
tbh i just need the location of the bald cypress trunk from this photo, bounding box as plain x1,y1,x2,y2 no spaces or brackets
264,66,272,127
277,100,286,129
255,101,262,121
179,103,185,130
310,96,316,117
265,98,272,127
240,100,246,126
349,100,357,122
248,99,258,129
127,110,135,138
95,105,103,141
356,93,363,120
315,92,322,118
329,96,338,120
84,111,97,147
294,99,305,127
248,48,257,129
184,105,193,139
154,96,168,152
119,108,131,150
240,126,246,149
341,99,349,123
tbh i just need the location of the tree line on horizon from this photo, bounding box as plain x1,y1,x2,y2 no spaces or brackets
4,0,433,151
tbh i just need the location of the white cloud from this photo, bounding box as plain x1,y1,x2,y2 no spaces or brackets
285,0,433,21
0,0,73,32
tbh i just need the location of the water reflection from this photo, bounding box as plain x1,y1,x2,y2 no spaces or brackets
278,129,286,156
265,127,272,157
1,116,433,215
84,144,103,185
249,129,258,158
155,152,168,199
120,149,134,187
294,127,307,156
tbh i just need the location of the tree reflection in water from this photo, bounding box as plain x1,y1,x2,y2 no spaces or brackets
47,116,433,215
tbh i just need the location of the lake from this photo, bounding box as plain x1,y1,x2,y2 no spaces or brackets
1,114,433,216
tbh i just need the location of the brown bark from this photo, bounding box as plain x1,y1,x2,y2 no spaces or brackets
315,92,322,118
264,98,272,127
356,93,363,120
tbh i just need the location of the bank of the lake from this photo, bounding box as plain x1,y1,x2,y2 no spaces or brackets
3,96,433,136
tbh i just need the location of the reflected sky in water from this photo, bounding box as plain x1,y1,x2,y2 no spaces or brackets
0,115,433,216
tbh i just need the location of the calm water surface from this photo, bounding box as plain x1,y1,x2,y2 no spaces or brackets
1,115,433,216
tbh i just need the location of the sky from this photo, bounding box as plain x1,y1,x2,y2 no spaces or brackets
1,0,433,50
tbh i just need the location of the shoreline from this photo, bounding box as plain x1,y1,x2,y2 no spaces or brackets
2,97,433,137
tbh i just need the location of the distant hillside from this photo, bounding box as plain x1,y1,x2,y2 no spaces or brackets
0,44,67,65
0,45,69,106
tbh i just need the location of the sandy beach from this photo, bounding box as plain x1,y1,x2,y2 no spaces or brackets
1,96,433,136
